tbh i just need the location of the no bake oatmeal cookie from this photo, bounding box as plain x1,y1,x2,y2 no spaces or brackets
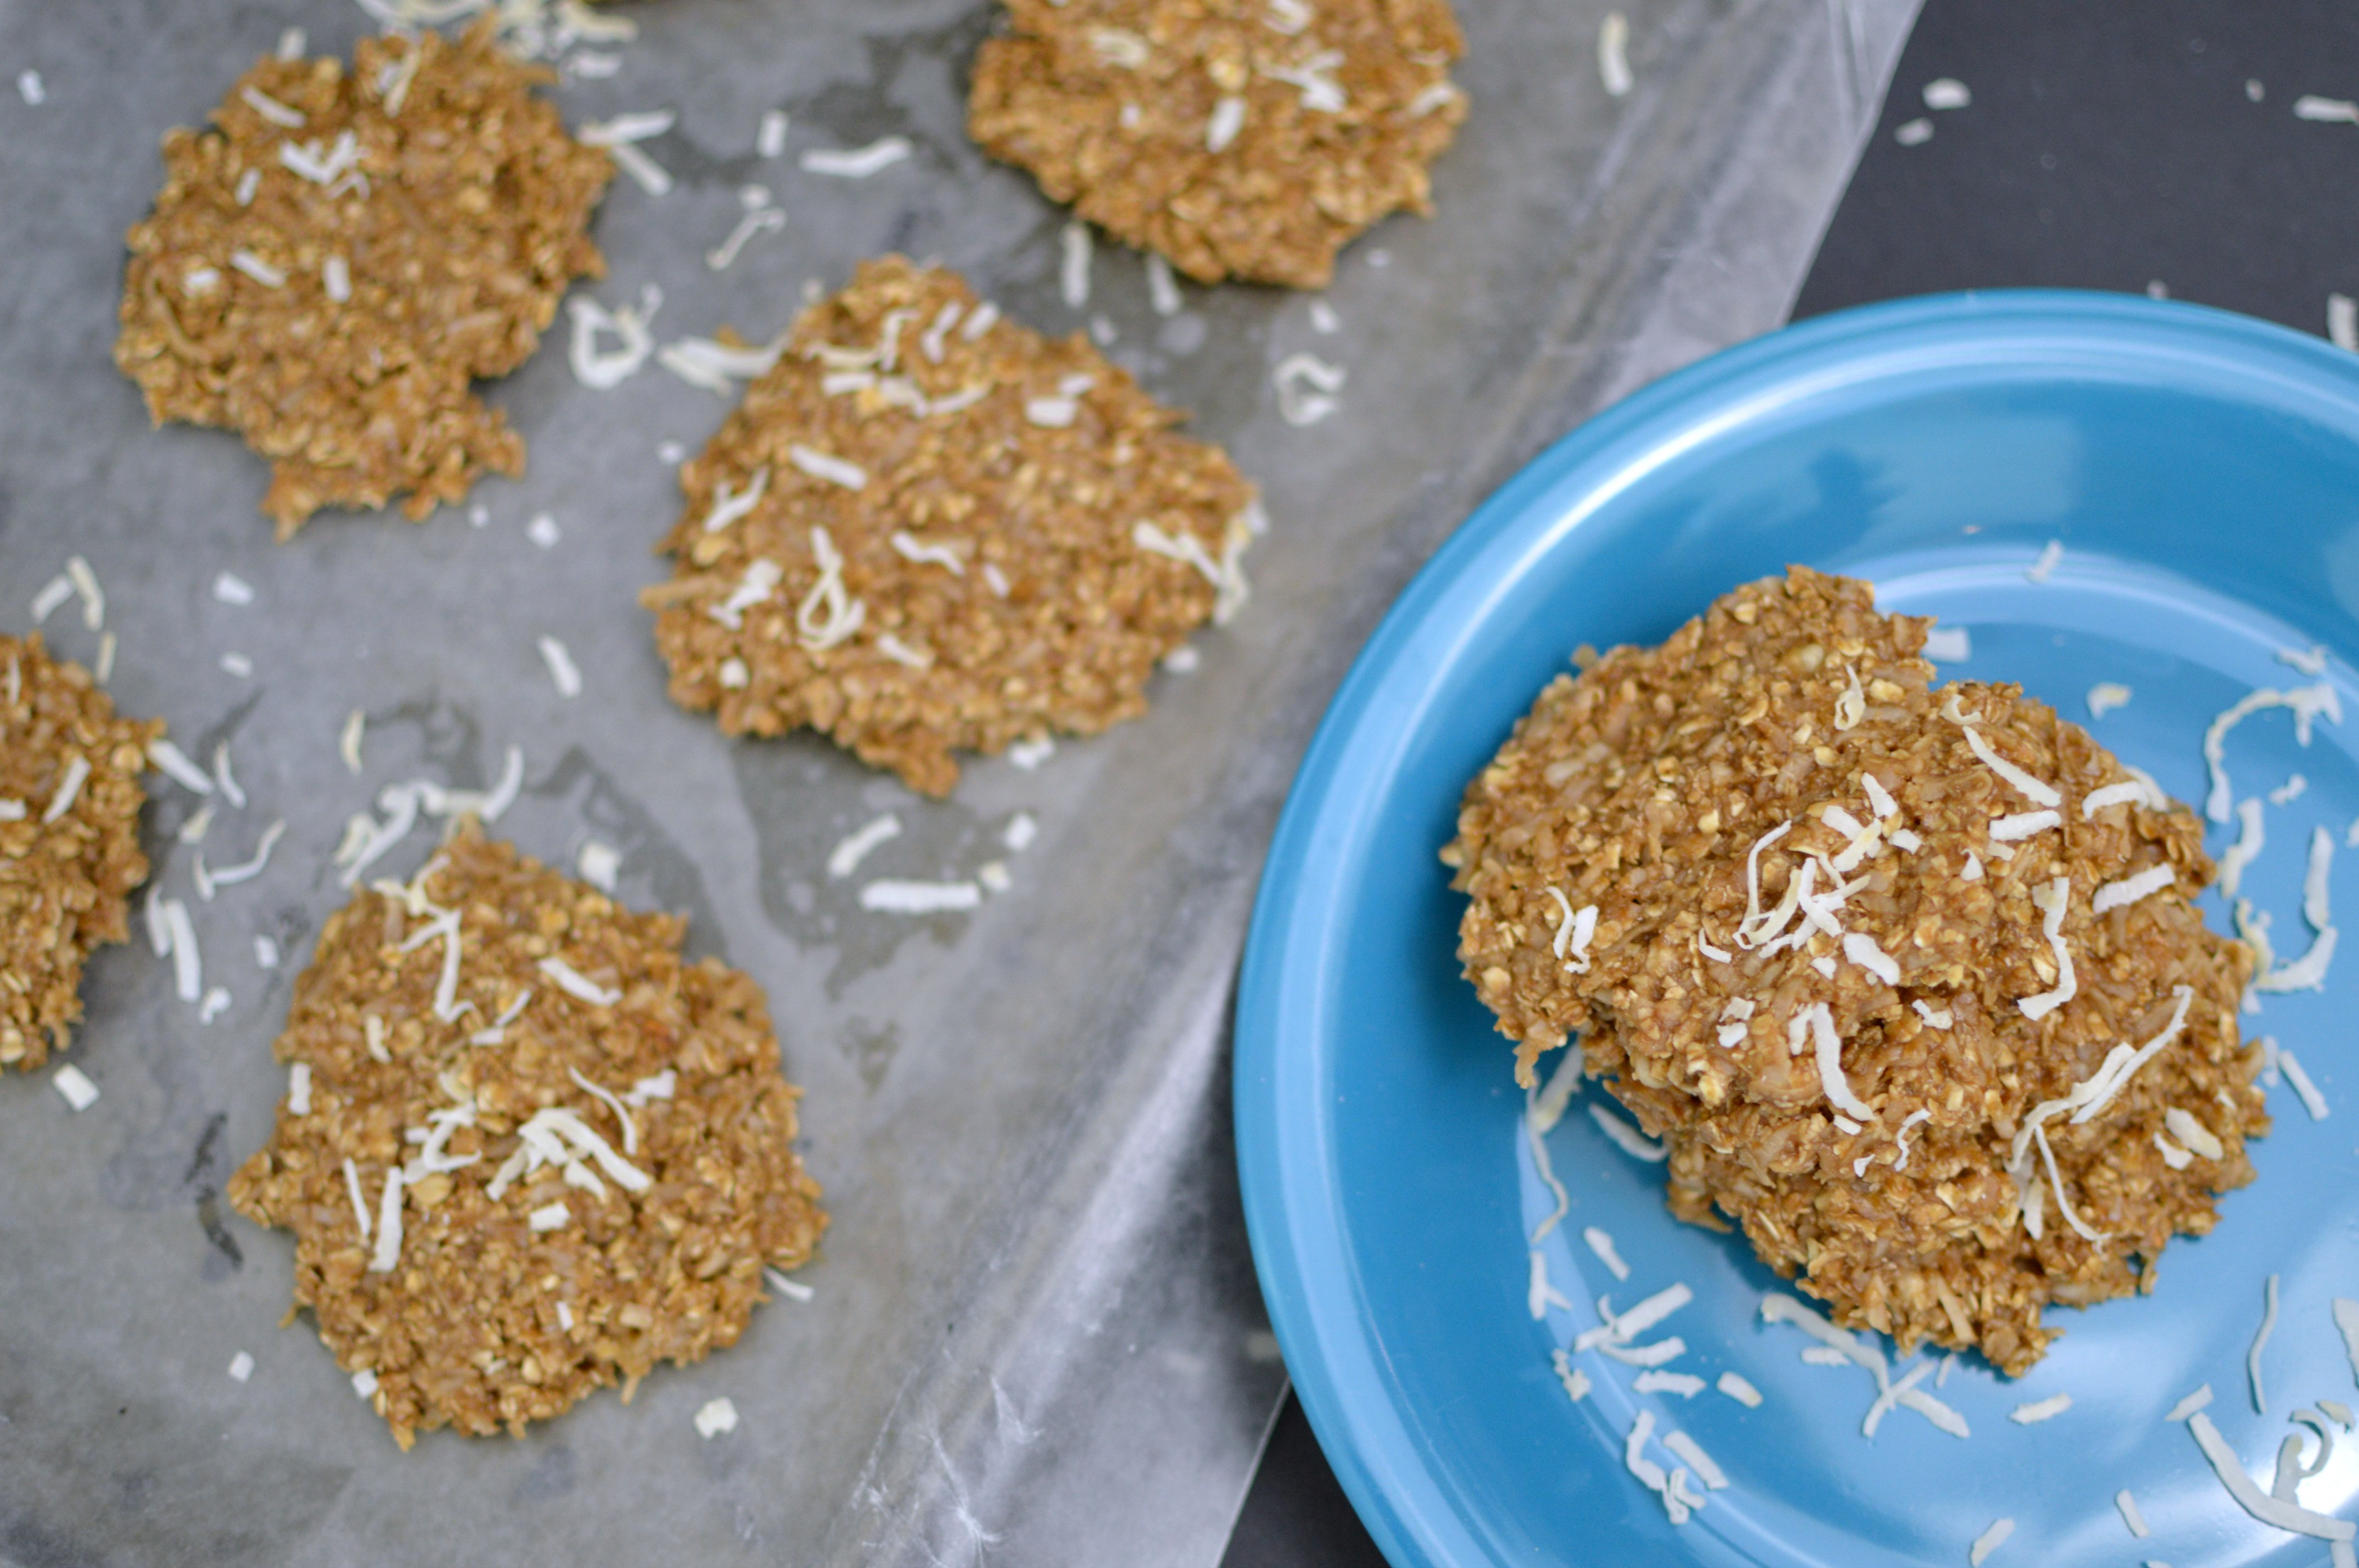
229,830,824,1447
969,0,1468,289
642,256,1258,796
114,23,611,537
1445,566,2265,1374
0,635,161,1073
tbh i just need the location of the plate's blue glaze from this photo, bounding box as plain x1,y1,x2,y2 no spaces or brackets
1235,292,2359,1567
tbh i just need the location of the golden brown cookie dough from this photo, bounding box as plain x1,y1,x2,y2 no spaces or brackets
1445,567,2265,1374
228,830,825,1447
968,0,1468,289
114,24,611,538
0,635,161,1073
642,255,1258,796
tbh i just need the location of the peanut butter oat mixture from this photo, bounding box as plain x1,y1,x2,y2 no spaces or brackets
1446,567,2266,1375
642,256,1258,796
114,25,611,538
0,636,160,1073
968,0,1468,289
229,831,824,1447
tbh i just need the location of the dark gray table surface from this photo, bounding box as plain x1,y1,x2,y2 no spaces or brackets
1220,0,2359,1560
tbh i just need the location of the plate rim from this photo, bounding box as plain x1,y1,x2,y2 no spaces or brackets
1230,287,2359,1568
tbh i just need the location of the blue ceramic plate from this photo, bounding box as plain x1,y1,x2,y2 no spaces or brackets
1236,292,2359,1567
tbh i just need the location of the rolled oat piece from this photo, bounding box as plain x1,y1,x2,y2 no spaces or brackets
229,830,826,1447
114,23,611,537
1445,566,2267,1374
968,0,1469,290
0,634,161,1073
642,255,1258,796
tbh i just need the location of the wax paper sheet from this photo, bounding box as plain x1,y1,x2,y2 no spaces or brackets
0,0,1912,1560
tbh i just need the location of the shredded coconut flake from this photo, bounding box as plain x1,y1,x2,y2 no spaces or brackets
706,207,784,270
2010,1393,2072,1424
2167,1383,2214,1422
2093,863,2174,914
2188,1410,2355,1540
149,738,214,794
2206,684,2341,822
367,1166,406,1272
1523,1082,1571,1242
1841,931,1900,984
1990,808,2060,841
1922,626,1971,662
1621,1410,1695,1524
2250,1273,2281,1413
1531,1045,1584,1136
1716,1371,1762,1407
694,1396,740,1438
1582,1226,1631,1281
240,84,306,126
658,331,787,393
1597,11,1633,95
163,897,201,1002
40,755,89,823
1589,1102,1668,1161
757,109,789,158
576,840,620,893
860,879,982,914
799,136,912,177
567,285,660,388
2025,539,2064,582
1801,1002,1876,1121
568,1066,639,1155
51,1063,98,1112
2164,1106,2222,1159
2086,681,2133,718
1273,352,1346,426
230,249,287,287
2017,877,2077,1020
537,955,620,1008
1526,1249,1572,1318
1969,1518,2015,1565
1862,774,1898,819
2279,1048,2331,1119
1961,723,2062,806
537,635,582,698
828,813,902,878
1206,94,1247,152
1635,1371,1707,1398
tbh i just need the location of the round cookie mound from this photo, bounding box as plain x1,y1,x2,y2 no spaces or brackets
1444,566,2265,1375
968,0,1468,290
114,23,611,537
0,635,160,1073
642,255,1258,796
228,830,825,1448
